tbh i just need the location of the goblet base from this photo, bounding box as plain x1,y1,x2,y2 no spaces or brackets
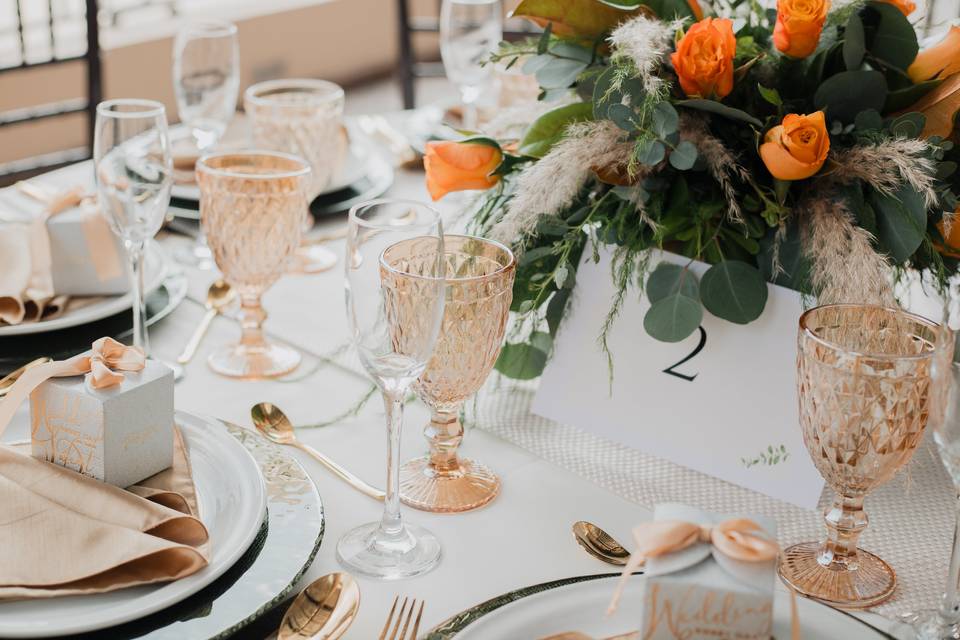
207,341,301,379
778,541,896,608
901,609,960,639
399,456,500,513
336,521,441,580
291,244,337,274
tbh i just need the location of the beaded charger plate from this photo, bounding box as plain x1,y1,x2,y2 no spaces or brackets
425,574,895,640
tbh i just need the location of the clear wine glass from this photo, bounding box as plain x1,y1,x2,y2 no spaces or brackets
172,20,239,269
93,99,173,363
906,322,960,638
440,0,503,130
338,199,446,579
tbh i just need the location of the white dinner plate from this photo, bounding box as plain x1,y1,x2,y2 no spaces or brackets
0,240,167,337
427,574,894,639
170,124,369,202
0,410,268,638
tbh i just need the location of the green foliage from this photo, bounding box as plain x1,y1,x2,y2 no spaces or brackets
644,293,703,342
519,102,595,158
813,70,887,123
699,260,768,324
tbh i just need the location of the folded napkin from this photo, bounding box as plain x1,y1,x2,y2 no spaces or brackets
0,215,66,325
0,427,209,600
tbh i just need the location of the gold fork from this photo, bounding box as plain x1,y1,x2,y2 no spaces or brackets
379,596,424,640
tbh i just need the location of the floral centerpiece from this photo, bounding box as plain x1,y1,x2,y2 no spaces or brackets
423,0,960,380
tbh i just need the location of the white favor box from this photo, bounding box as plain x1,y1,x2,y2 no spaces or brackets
29,359,175,487
640,504,776,640
46,201,130,296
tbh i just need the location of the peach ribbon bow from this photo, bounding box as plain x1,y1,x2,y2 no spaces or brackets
0,337,145,437
607,518,799,640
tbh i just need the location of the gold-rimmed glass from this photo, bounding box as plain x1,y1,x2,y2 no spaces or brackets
196,150,309,379
244,78,345,274
398,235,515,512
779,303,942,608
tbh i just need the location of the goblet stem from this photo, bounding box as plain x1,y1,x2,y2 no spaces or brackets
936,494,960,625
238,293,268,350
426,408,464,474
460,84,480,130
379,393,406,539
821,493,868,570
128,241,149,356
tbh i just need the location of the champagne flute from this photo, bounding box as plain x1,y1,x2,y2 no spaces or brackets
440,0,503,130
172,20,239,268
338,199,445,579
93,99,173,366
906,324,960,638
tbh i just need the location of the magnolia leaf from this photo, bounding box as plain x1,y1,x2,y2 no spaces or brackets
536,56,589,89
758,224,810,291
495,333,552,379
675,99,763,127
518,245,557,266
643,293,703,342
813,70,887,123
901,72,960,139
843,13,865,71
646,262,699,303
519,102,594,158
511,0,644,39
669,140,698,170
865,1,918,71
869,185,927,263
884,79,942,112
757,84,782,106
546,288,571,335
640,0,697,19
700,260,768,324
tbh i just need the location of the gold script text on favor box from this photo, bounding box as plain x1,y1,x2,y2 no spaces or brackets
643,583,773,639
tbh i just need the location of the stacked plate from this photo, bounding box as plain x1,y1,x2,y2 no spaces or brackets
0,411,325,639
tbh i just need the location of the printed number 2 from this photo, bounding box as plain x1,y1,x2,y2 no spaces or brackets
662,326,707,382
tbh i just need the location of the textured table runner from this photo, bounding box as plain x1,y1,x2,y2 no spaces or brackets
472,381,956,619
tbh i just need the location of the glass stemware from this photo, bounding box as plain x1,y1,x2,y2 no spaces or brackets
779,303,941,608
906,323,960,638
338,199,445,579
93,99,173,360
171,20,240,269
244,78,345,274
440,0,503,131
196,151,309,379
400,235,515,513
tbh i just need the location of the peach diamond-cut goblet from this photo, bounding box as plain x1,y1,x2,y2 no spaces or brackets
390,235,515,513
779,303,941,608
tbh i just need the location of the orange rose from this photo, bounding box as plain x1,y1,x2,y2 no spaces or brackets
773,0,830,59
881,0,916,14
908,26,960,82
759,111,830,180
423,140,501,201
670,18,736,100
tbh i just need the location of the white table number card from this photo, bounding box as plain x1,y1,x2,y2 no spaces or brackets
532,249,825,509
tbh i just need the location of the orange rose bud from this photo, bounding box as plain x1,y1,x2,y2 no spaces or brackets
773,0,830,59
908,26,960,83
670,18,737,100
881,0,916,15
759,111,830,181
687,0,704,21
423,140,502,201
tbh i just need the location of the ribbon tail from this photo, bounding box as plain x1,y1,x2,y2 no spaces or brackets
607,551,646,616
0,357,91,438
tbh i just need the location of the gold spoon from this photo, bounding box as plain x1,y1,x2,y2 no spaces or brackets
251,403,385,501
572,521,631,566
176,280,235,365
278,572,360,640
0,357,52,398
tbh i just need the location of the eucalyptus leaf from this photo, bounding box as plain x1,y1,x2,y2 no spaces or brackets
757,84,782,106
643,293,703,342
537,21,552,55
675,99,763,127
518,245,557,266
636,139,666,165
889,112,926,138
522,54,553,75
652,101,679,137
536,57,589,89
518,102,594,158
646,262,700,303
592,66,622,120
700,260,768,324
669,140,698,170
813,70,887,123
869,185,927,263
550,40,594,63
854,109,883,131
608,103,636,131
843,13,865,70
494,335,551,380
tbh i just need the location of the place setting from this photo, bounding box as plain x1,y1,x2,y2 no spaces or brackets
2,0,960,638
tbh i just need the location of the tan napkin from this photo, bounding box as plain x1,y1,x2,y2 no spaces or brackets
0,217,67,325
0,428,209,600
